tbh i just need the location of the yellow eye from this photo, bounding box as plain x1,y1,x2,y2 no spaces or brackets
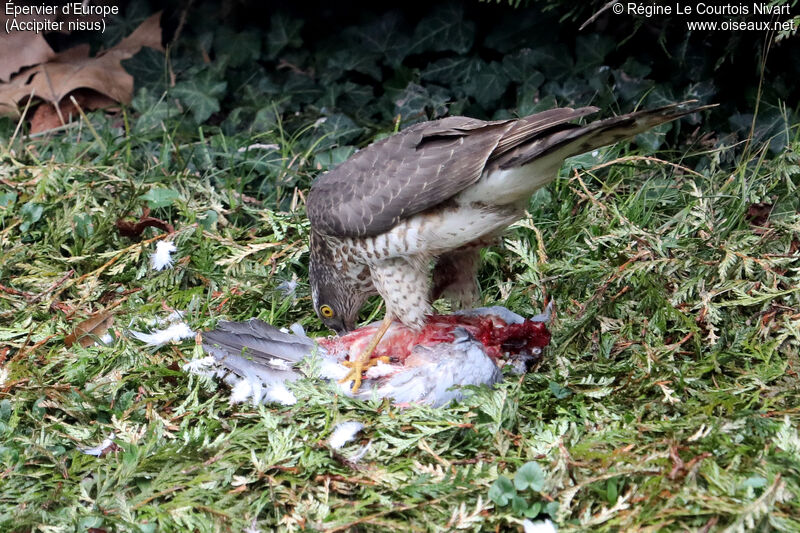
320,305,334,318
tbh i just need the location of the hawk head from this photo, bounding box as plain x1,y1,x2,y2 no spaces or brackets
308,232,367,335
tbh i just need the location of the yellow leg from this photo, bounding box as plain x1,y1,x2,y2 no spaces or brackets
339,316,393,392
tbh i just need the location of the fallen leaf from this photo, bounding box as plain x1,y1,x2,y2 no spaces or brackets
65,311,114,348
29,89,118,133
0,12,163,118
0,13,56,82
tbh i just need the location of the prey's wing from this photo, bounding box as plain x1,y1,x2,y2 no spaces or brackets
202,319,315,382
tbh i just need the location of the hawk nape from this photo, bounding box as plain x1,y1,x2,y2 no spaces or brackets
306,101,712,391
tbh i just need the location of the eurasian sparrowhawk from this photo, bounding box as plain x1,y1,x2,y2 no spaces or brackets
306,102,710,389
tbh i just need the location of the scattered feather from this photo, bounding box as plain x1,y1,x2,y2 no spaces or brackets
277,279,298,298
130,322,195,346
182,356,218,376
523,519,557,533
365,360,397,379
80,433,116,456
329,421,364,449
264,383,297,405
349,442,371,463
150,240,177,271
237,143,279,152
230,378,255,404
242,518,262,533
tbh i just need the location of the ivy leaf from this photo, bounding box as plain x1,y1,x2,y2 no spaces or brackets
421,56,479,86
266,13,303,59
635,122,672,152
123,48,167,94
140,188,180,209
488,476,515,507
517,93,558,117
19,202,43,232
325,49,382,81
410,3,475,55
514,462,545,492
348,11,411,66
575,34,616,70
214,28,261,68
314,146,356,171
171,74,227,123
393,82,449,125
503,49,545,94
314,114,363,150
465,61,509,108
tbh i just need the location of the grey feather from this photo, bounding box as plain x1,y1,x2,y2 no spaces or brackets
202,318,314,368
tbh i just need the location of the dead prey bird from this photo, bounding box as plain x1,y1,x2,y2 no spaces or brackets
305,101,713,390
199,306,550,407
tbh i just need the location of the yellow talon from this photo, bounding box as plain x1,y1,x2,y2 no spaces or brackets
339,356,391,392
338,316,394,392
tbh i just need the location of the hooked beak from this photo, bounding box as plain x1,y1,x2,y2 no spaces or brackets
330,317,355,336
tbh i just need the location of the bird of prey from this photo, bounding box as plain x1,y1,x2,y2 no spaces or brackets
306,101,710,390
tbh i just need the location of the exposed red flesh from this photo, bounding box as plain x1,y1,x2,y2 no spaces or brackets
317,314,551,363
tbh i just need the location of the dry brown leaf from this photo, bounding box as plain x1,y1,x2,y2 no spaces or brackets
0,11,163,118
29,89,118,133
65,311,114,348
0,14,56,82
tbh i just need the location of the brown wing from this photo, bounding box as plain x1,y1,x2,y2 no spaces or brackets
306,107,598,238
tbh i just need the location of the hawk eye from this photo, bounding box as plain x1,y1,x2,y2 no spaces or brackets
320,305,334,318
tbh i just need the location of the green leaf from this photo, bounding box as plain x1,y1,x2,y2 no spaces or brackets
524,501,543,518
410,3,475,55
314,114,363,150
266,13,303,59
0,191,16,209
325,49,382,81
488,476,515,506
742,476,768,489
514,462,545,492
198,209,218,231
393,83,449,125
511,494,530,514
607,476,618,504
549,381,572,399
314,146,356,171
422,56,479,86
19,202,43,232
575,34,616,70
73,213,94,239
171,74,227,124
215,28,261,68
122,48,167,94
348,11,411,66
465,61,508,108
503,49,545,94
140,188,180,209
